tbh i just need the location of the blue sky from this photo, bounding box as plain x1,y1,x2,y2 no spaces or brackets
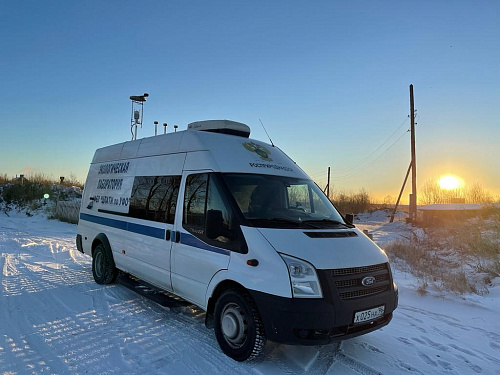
1,1,499,202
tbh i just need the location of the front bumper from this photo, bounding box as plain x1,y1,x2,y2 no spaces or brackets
248,263,398,345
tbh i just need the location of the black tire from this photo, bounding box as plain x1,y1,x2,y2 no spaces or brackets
92,244,117,284
214,289,266,361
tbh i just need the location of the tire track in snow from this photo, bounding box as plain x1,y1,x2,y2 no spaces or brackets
1,229,93,299
2,253,19,276
333,352,385,375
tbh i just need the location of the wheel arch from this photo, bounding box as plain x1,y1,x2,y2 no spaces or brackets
205,279,247,329
91,233,116,267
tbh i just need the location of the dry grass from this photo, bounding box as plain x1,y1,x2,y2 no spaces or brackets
27,172,84,188
0,172,84,188
385,208,500,295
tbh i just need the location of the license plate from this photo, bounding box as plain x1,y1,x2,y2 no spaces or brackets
354,305,385,324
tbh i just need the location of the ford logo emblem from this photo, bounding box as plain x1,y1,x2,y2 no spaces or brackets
361,276,376,287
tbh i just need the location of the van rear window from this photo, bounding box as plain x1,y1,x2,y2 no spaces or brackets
129,175,181,224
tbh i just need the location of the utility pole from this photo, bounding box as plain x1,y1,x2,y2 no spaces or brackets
410,84,417,221
392,85,417,222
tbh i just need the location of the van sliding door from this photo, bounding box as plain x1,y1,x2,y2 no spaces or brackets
125,174,181,291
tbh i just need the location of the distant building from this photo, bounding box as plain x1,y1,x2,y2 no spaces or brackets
418,203,498,225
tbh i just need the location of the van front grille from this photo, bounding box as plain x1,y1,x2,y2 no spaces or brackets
339,285,390,300
334,273,388,288
326,263,391,301
331,263,387,276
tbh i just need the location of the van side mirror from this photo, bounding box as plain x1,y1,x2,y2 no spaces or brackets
206,209,224,240
345,213,354,226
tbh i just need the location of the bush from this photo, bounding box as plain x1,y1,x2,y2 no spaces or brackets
0,174,82,216
331,189,371,215
1,182,51,212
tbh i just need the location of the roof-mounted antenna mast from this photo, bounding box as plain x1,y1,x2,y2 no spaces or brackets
259,119,274,147
129,93,149,140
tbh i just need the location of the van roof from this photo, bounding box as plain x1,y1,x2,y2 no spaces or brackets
91,125,308,179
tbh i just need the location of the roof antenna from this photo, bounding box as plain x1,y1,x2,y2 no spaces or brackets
259,119,274,147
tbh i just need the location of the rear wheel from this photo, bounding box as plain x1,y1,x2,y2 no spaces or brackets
214,289,266,361
92,244,117,284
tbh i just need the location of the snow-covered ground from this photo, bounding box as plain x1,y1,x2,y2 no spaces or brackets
1,211,499,374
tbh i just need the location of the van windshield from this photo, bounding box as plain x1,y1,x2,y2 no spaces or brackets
222,173,348,229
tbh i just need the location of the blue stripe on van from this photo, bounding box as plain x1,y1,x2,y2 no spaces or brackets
79,213,165,239
180,232,230,256
80,213,230,256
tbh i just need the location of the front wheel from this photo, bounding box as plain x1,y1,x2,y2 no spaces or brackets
92,244,117,284
214,289,266,361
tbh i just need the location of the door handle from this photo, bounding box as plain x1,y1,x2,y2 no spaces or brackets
175,231,181,243
166,230,171,241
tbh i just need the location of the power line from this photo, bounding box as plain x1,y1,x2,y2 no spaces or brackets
309,170,328,178
307,115,412,186
330,116,409,174
331,130,409,181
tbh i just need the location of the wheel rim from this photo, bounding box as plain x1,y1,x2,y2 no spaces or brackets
94,251,104,278
221,302,247,348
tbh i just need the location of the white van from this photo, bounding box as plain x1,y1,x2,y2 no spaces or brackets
76,120,398,361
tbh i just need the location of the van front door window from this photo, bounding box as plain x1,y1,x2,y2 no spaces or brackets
183,173,246,252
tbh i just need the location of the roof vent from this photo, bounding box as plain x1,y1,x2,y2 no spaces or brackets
187,120,251,138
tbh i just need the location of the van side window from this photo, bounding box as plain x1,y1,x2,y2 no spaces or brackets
129,175,181,224
183,173,247,253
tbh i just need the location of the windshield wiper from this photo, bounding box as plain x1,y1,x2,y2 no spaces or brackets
302,219,355,228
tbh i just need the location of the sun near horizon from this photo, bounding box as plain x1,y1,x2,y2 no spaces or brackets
438,175,463,191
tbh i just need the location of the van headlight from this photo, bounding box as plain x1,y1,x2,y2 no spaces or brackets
280,254,323,298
